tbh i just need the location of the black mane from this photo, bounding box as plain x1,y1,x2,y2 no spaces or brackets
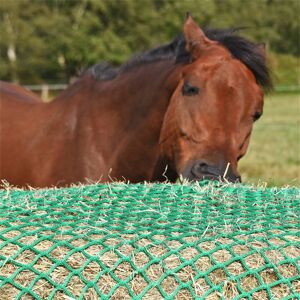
87,28,272,90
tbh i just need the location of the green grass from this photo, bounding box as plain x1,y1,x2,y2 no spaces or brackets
239,93,300,187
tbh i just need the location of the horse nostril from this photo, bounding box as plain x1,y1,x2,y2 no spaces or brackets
198,163,208,173
192,162,209,177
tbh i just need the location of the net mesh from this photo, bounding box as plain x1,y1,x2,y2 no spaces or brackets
0,182,299,299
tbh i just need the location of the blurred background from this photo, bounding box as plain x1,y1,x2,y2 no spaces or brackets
0,0,299,186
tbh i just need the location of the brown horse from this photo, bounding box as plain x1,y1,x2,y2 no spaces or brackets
0,16,271,187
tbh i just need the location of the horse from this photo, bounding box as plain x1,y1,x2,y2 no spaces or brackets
0,16,271,188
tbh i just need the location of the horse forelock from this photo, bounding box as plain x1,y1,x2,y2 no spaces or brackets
86,28,272,91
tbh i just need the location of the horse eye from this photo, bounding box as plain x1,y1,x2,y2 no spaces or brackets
253,111,262,121
182,81,199,96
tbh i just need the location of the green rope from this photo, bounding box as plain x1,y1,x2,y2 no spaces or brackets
0,182,299,299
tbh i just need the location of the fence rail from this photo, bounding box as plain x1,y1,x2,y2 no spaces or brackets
24,84,68,101
273,85,300,92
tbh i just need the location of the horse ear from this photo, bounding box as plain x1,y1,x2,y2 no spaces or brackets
183,14,213,59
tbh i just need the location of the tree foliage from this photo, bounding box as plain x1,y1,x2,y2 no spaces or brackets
0,0,299,84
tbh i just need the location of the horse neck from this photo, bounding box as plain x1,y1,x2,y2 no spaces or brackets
47,61,182,182
90,60,182,181
53,60,181,124
99,61,181,136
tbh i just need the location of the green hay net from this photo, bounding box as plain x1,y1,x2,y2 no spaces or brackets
0,182,299,299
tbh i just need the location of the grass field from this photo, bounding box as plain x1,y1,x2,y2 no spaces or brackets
239,93,300,187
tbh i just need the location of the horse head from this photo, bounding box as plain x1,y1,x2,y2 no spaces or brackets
160,16,266,182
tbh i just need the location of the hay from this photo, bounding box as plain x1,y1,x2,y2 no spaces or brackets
1,234,298,299
0,182,299,299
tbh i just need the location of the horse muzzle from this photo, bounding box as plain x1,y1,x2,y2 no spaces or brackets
182,160,241,183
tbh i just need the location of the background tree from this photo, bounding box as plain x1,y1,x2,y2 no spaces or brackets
0,0,299,85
